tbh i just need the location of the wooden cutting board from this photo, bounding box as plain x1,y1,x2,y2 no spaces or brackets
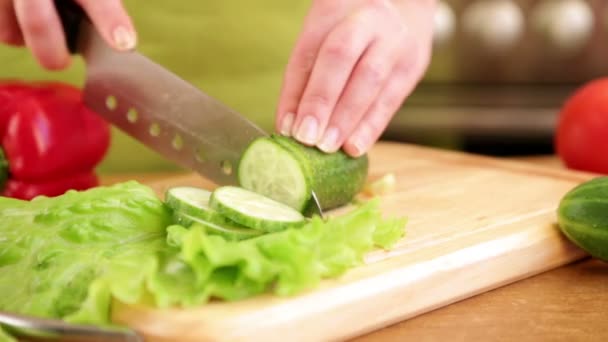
112,142,594,342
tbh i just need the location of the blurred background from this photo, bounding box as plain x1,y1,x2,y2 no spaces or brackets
0,0,606,173
389,0,608,156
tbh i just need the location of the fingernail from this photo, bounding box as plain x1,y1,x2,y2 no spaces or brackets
349,137,366,157
295,116,318,145
112,26,136,50
318,127,340,152
280,112,295,136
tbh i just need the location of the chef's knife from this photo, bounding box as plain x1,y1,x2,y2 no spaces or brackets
0,310,141,342
53,0,323,216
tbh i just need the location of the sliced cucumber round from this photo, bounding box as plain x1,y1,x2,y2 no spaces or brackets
174,212,262,241
165,186,227,224
210,186,305,233
237,137,310,212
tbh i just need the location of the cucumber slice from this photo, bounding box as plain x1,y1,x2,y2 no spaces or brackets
174,212,262,241
238,135,369,212
165,186,226,224
237,137,310,212
210,186,305,232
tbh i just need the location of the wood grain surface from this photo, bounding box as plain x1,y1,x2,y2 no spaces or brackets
353,154,608,342
99,142,604,342
354,258,608,342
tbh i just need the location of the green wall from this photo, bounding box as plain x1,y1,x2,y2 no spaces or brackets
0,0,311,173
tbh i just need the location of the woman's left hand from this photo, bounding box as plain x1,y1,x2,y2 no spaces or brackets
275,0,436,157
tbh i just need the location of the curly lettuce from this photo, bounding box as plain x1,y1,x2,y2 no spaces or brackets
0,181,170,323
0,182,406,330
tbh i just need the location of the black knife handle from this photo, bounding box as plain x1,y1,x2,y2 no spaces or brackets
53,0,86,54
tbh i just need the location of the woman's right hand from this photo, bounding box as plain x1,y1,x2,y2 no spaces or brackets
0,0,136,70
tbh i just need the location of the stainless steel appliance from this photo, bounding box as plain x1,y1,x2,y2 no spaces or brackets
386,0,608,155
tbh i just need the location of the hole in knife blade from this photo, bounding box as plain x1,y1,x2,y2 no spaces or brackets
126,108,138,123
172,135,184,150
105,96,117,111
149,123,161,137
195,148,206,163
221,160,233,175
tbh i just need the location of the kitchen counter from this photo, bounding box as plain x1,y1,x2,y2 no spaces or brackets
99,155,607,342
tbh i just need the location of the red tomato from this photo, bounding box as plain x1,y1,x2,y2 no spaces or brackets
555,78,608,174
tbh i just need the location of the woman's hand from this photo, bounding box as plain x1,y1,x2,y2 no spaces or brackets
276,0,435,157
0,0,136,69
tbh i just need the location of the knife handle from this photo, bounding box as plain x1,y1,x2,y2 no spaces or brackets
53,0,86,54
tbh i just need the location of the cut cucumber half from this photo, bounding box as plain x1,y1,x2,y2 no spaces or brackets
237,137,310,212
165,186,226,224
174,212,262,241
210,186,305,233
238,135,369,212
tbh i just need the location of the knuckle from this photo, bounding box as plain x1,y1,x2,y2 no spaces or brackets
362,116,382,137
338,100,360,117
365,0,393,15
332,103,359,125
322,40,354,61
358,61,386,86
302,92,331,111
22,17,48,36
294,50,316,73
394,57,413,76
380,92,405,114
363,0,405,29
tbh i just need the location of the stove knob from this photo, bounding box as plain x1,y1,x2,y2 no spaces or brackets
532,0,593,55
433,1,456,47
462,0,524,54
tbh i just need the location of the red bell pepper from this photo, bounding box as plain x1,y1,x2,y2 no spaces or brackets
0,80,110,200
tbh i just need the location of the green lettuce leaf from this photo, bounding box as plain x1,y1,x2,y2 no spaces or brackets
161,198,406,300
0,181,170,323
0,182,406,332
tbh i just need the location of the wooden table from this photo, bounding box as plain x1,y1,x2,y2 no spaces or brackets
100,155,608,342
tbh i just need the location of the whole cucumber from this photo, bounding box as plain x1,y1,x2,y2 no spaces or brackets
557,176,608,261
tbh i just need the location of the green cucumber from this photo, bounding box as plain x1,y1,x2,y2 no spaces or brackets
236,137,310,212
557,176,608,261
237,134,369,212
165,186,227,224
210,186,305,233
174,212,262,241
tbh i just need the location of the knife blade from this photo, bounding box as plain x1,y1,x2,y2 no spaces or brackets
54,0,323,216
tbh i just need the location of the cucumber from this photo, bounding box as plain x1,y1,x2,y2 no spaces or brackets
165,186,227,224
236,137,310,212
174,212,262,241
557,176,608,261
237,134,368,212
210,186,305,233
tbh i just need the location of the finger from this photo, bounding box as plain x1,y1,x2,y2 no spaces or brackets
316,34,404,153
274,29,325,137
290,11,377,146
76,0,136,51
343,58,420,157
274,2,347,136
0,0,24,45
14,0,70,69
